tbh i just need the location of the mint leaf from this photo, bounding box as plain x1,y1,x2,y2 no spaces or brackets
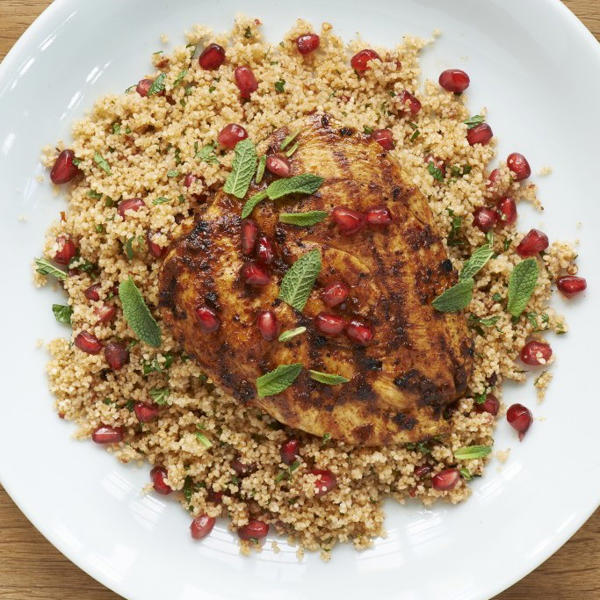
52,304,72,326
308,370,349,385
241,190,267,219
257,363,303,398
507,258,539,317
278,249,322,312
278,326,307,342
459,467,473,481
118,277,162,347
464,115,485,129
35,258,67,280
280,129,301,151
195,432,213,448
255,155,266,184
223,138,257,199
432,278,474,313
147,73,166,96
460,243,494,280
266,173,323,200
94,152,111,174
149,386,169,405
279,211,328,226
454,445,492,460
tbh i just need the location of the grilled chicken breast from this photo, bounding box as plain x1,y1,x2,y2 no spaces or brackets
158,114,473,446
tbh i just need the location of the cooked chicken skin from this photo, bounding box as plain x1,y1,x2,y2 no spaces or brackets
158,114,473,446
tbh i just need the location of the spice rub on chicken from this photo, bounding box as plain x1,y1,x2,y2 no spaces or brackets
158,114,473,446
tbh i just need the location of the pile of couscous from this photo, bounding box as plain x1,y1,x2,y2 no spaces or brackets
35,16,584,555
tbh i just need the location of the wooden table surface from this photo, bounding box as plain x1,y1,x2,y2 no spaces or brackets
1,1,598,598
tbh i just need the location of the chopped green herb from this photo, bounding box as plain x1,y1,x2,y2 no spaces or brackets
95,224,105,234
174,148,182,165
474,392,487,405
285,142,299,157
173,69,188,87
363,126,374,134
256,363,303,398
451,164,472,177
503,237,512,252
446,209,463,247
492,292,503,303
279,210,328,226
427,161,444,182
103,398,113,405
410,129,420,142
454,445,492,460
274,79,286,93
196,432,213,449
255,155,267,184
278,249,322,312
125,126,132,134
195,141,219,165
280,130,301,151
459,467,473,481
118,277,162,347
142,353,173,375
125,399,135,411
112,122,121,135
184,85,194,96
244,26,253,38
93,152,111,174
526,312,538,329
35,258,67,281
87,189,103,199
309,370,349,385
464,115,485,129
322,433,331,443
147,73,167,96
208,85,216,93
52,304,72,326
149,387,170,405
167,169,180,178
153,197,170,205
104,197,115,207
278,327,306,342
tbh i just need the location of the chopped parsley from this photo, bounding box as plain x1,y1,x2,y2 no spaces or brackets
274,79,286,93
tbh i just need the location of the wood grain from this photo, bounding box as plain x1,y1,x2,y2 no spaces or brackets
0,1,598,598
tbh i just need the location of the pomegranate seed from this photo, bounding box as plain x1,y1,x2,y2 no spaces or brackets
207,490,223,504
104,342,129,370
256,236,274,265
190,515,216,540
372,129,394,150
150,466,172,494
136,79,153,97
231,458,256,478
467,123,493,145
266,154,291,178
332,206,365,235
474,394,500,416
198,43,226,70
487,168,502,190
238,520,269,541
84,283,101,301
241,219,259,256
516,229,549,257
311,469,337,496
217,123,248,149
50,149,80,184
366,206,393,226
520,341,552,366
345,319,374,346
234,66,258,99
473,207,498,232
195,306,220,333
497,197,517,225
117,198,145,218
134,402,159,423
95,303,116,323
184,173,196,187
92,426,124,444
321,281,349,307
54,235,77,265
297,33,320,55
314,312,346,336
74,331,102,354
241,261,270,286
414,465,431,478
506,403,532,440
557,275,587,296
351,49,380,73
146,232,165,258
438,69,470,93
507,152,531,181
257,310,278,341
398,90,422,116
280,439,300,465
432,468,460,491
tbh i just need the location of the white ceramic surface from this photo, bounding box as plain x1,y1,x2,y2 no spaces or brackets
0,1,599,599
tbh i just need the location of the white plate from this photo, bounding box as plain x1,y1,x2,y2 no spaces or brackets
1,1,599,599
